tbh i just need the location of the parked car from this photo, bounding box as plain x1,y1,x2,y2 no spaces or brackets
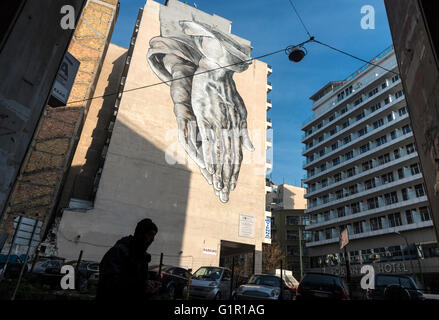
366,274,425,300
183,266,233,300
234,274,292,300
296,272,350,300
31,259,64,274
149,265,191,299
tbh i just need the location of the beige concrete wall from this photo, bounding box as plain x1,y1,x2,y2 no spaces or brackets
57,0,268,272
282,185,307,210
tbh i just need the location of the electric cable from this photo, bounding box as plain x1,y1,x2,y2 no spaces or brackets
287,0,312,38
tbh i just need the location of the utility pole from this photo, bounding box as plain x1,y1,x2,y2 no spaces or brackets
299,226,303,281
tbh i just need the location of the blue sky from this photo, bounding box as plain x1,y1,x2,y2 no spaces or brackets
110,0,393,187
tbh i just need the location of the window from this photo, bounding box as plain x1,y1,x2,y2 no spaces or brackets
308,142,313,149
392,74,400,82
307,129,313,136
329,114,335,122
378,153,391,165
398,168,404,179
286,230,299,240
345,151,353,160
322,195,329,204
319,149,325,157
286,216,300,225
350,202,360,214
334,173,342,182
314,231,320,241
398,107,407,116
331,142,338,151
354,97,363,106
360,143,370,153
332,157,340,166
343,135,351,144
368,87,378,97
406,210,414,224
387,114,394,122
340,107,347,114
358,127,368,137
362,160,373,171
365,179,376,190
382,82,388,89
415,184,425,197
370,217,383,231
335,189,343,199
388,213,402,227
375,135,387,146
349,184,358,195
367,197,379,210
330,128,336,136
395,90,404,99
342,121,349,129
287,246,300,256
391,131,396,140
381,172,394,184
347,167,356,177
373,119,384,129
384,191,398,205
321,179,328,188
337,207,345,217
420,207,430,221
410,163,420,175
324,228,332,239
353,221,364,234
317,122,322,129
371,102,381,113
384,97,390,105
394,149,400,159
318,135,324,142
406,143,415,154
356,111,365,121
320,163,327,172
308,155,314,163
337,91,345,102
402,125,412,134
309,169,315,177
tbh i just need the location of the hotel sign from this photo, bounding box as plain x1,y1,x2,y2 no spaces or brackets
319,261,410,276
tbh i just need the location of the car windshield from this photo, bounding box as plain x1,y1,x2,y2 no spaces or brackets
247,275,281,287
192,267,223,281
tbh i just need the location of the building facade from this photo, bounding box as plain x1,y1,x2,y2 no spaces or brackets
302,48,439,290
384,0,439,245
55,0,271,273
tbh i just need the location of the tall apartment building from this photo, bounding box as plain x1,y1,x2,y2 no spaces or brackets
302,47,439,290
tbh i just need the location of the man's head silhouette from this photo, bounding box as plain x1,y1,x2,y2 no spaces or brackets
134,218,158,250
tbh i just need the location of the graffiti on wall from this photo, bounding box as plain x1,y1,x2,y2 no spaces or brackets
147,19,254,203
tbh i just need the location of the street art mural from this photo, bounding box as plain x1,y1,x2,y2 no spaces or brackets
147,19,254,203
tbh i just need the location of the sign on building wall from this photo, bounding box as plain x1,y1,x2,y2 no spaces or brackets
264,216,271,239
239,214,255,238
49,51,80,107
202,248,217,255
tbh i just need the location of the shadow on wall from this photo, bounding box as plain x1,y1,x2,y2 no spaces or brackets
56,115,192,268
57,50,128,211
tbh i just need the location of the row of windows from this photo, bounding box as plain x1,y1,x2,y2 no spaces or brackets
308,142,417,194
304,76,401,139
305,92,405,153
311,206,431,242
306,106,409,169
310,182,426,217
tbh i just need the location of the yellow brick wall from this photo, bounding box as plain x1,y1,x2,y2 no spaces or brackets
1,0,119,241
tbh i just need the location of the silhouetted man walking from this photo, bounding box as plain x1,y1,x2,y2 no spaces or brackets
97,218,160,301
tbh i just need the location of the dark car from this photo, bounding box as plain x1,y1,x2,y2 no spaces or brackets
149,265,191,299
296,272,350,300
234,274,292,300
366,274,425,300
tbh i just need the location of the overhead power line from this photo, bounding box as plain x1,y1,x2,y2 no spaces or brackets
287,0,312,38
66,47,286,105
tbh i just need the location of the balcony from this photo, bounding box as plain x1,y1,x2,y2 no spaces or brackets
266,137,272,150
266,118,272,129
267,65,272,76
267,81,272,93
266,99,272,110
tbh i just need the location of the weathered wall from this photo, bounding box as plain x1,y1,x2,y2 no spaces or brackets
384,0,439,243
57,0,268,272
0,0,119,250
